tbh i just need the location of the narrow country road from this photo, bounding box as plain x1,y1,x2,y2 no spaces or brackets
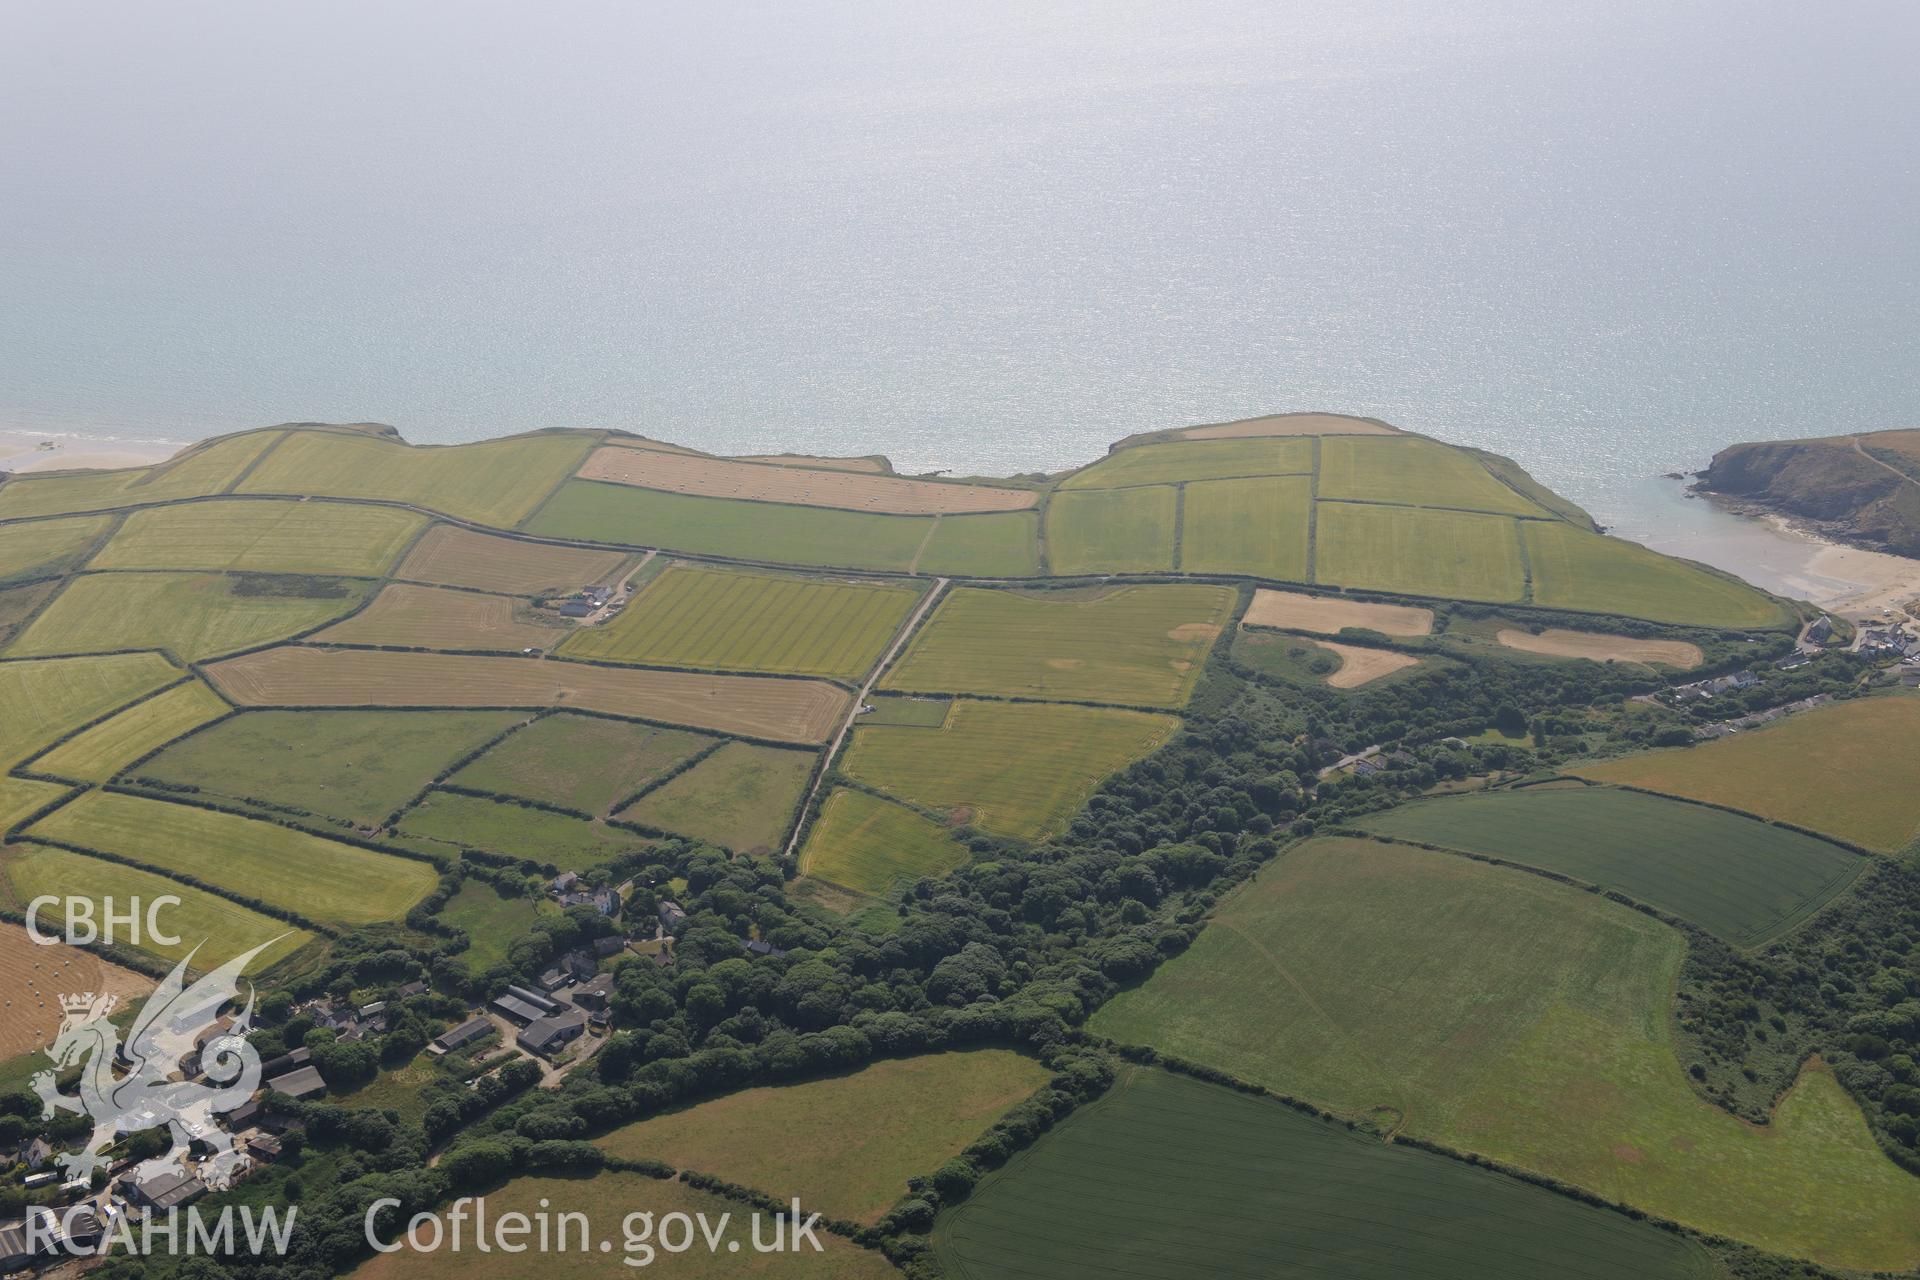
783,576,950,859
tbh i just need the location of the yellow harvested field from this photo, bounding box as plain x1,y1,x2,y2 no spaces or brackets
577,446,1036,515
733,453,888,473
204,647,850,744
308,584,566,651
1313,641,1423,688
1496,628,1704,669
395,525,630,595
1179,413,1399,439
1242,589,1435,637
0,922,154,1060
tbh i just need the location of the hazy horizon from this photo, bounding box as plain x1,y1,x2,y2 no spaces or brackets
4,0,1916,540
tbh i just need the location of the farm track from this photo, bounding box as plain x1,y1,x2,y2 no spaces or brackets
785,577,949,859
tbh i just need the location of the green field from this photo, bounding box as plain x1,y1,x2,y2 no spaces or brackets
30,790,438,926
0,581,58,648
29,680,231,782
396,790,653,870
353,1171,897,1280
137,708,524,828
883,584,1233,708
3,845,312,971
600,1050,1049,1223
450,713,713,815
1060,438,1313,489
438,878,558,973
617,741,815,853
1575,696,1920,852
0,651,180,768
0,775,70,833
238,429,595,526
1044,486,1176,574
1313,503,1525,601
7,572,369,660
842,700,1176,839
797,787,966,897
90,500,426,576
1523,522,1788,628
1180,475,1312,580
1354,786,1865,946
862,695,950,726
936,1067,1713,1280
0,431,283,520
914,512,1042,576
562,564,919,679
1090,837,1920,1271
527,480,930,570
1317,436,1545,515
0,514,112,585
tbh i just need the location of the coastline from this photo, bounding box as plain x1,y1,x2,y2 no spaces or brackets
1628,477,1920,621
8,420,1919,621
0,428,188,474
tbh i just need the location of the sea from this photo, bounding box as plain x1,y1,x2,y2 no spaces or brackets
2,1,1916,589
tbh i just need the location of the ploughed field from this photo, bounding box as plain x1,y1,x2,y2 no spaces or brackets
0,418,1846,1276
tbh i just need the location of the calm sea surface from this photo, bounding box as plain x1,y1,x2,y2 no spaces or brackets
3,1,1916,555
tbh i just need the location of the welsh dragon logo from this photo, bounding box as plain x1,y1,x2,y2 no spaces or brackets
32,939,281,1191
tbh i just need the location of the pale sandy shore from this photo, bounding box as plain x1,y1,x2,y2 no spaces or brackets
0,430,187,474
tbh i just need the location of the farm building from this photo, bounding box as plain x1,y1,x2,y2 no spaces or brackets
128,1169,208,1211
268,1065,328,1100
493,984,559,1025
260,1046,312,1078
0,1220,30,1273
658,900,688,930
558,600,594,618
572,974,616,1012
517,1010,588,1057
429,1016,494,1056
592,934,629,958
248,1134,285,1162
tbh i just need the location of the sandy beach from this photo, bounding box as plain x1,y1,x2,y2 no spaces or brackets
1632,478,1920,621
0,429,187,474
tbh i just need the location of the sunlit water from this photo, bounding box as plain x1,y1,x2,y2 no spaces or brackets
3,1,1915,582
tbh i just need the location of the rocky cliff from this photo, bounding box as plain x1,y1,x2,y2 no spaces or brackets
1696,430,1920,557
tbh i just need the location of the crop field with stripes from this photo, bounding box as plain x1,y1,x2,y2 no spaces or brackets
841,700,1177,839
28,790,439,926
203,647,850,743
882,584,1233,708
561,564,920,679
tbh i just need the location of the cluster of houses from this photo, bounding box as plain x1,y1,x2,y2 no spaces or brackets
1668,669,1760,703
483,931,626,1058
553,584,612,620
550,871,620,916
1694,692,1836,740
1858,623,1920,661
